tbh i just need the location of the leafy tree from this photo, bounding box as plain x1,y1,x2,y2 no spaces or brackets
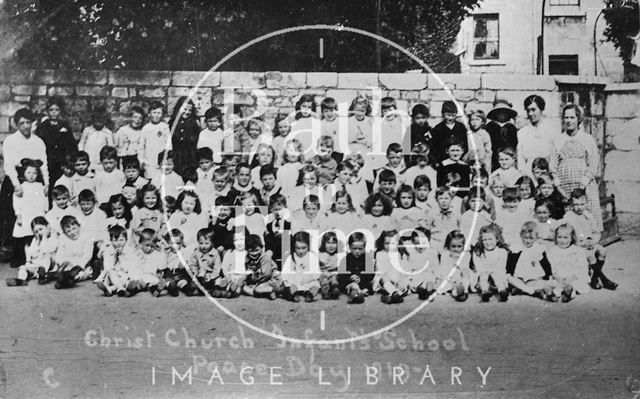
2,0,479,72
603,0,640,81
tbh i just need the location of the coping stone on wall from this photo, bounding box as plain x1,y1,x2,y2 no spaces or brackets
220,72,265,89
379,73,427,90
307,72,338,88
428,73,482,90
54,70,108,85
109,70,171,86
337,73,379,89
482,74,557,91
606,93,640,118
171,71,221,87
265,72,306,89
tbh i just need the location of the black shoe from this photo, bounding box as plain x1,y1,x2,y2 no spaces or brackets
167,281,179,297
481,290,491,302
589,277,602,290
561,286,573,302
6,278,24,287
292,294,302,303
329,287,341,299
351,294,365,304
417,286,427,300
498,290,509,302
455,292,468,302
391,292,404,304
304,292,315,302
602,279,618,290
38,267,46,284
381,295,392,304
532,289,544,299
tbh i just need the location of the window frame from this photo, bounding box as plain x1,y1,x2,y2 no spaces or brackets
472,13,500,61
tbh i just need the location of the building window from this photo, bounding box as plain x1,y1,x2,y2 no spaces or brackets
549,55,579,75
473,14,499,60
549,0,579,5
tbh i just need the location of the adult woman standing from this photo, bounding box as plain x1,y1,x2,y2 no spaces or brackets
517,95,557,176
169,96,200,175
35,97,77,190
550,103,603,231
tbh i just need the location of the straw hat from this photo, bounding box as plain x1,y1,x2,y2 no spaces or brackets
487,98,517,120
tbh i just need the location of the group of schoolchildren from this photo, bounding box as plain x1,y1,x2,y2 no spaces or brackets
4,92,618,305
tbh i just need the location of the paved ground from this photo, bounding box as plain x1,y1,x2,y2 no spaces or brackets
0,240,639,399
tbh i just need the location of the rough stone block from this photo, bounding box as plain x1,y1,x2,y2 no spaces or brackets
109,70,171,86
171,71,220,87
280,89,299,97
337,73,379,89
482,74,557,91
266,72,306,89
428,73,481,90
307,72,338,88
13,96,30,103
47,86,74,96
168,87,190,97
379,73,427,90
76,86,110,97
0,85,10,101
400,91,420,100
136,87,167,98
607,117,640,151
606,93,640,118
54,70,108,85
605,180,640,213
474,89,496,103
220,72,265,89
0,101,24,116
0,116,10,133
604,150,640,183
167,87,211,116
112,87,130,98
11,85,46,96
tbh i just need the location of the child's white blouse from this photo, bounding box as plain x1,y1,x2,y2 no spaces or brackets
472,247,508,274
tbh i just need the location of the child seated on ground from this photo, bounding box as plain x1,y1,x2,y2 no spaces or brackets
6,217,59,287
95,225,137,297
472,223,510,302
545,223,590,302
438,230,473,302
338,232,375,304
282,231,321,302
53,215,95,289
240,234,281,300
184,228,223,297
562,188,617,290
155,228,188,297
373,230,406,304
506,222,553,300
318,231,344,300
400,230,440,300
126,228,164,297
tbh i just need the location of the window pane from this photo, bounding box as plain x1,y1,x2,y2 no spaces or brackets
473,14,499,60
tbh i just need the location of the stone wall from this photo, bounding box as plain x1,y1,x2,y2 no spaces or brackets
0,70,583,139
604,83,640,236
0,69,635,232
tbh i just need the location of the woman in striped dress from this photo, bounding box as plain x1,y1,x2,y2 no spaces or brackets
550,104,602,231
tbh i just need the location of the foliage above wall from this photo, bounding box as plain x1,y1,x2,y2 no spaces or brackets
0,0,479,73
